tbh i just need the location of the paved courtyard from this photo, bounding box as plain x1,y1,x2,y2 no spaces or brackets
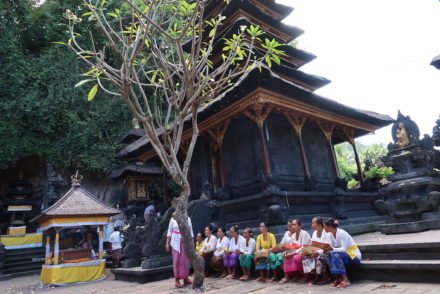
1,230,440,294
1,271,440,294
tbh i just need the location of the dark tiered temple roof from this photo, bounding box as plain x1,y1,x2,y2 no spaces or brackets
116,0,393,161
117,67,393,160
109,164,162,181
118,128,145,144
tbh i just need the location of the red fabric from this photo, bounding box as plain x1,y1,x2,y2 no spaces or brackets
283,254,303,273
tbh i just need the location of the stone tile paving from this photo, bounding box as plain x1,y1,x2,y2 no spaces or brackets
2,230,440,294
2,273,440,294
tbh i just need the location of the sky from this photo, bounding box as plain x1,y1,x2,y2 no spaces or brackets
277,0,440,145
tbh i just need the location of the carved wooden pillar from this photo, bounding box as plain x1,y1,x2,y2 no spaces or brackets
345,129,365,188
318,122,340,179
284,113,311,180
207,120,230,188
98,225,104,259
53,227,60,265
45,233,51,265
243,104,273,177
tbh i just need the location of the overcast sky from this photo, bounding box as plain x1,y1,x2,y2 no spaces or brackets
277,0,440,145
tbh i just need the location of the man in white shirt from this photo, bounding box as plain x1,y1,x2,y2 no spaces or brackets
109,226,124,267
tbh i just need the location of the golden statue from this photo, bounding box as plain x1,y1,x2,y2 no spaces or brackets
396,123,410,147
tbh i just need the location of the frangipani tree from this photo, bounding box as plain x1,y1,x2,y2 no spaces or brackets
62,0,283,288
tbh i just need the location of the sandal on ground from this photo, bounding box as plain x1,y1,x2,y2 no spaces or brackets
278,278,289,284
183,278,192,285
331,280,341,287
175,281,183,288
255,277,266,283
337,281,351,288
268,277,276,283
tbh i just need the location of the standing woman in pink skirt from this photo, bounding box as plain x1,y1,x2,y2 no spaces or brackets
166,213,194,288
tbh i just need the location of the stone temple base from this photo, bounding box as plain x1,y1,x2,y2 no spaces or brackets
379,211,440,235
380,219,440,234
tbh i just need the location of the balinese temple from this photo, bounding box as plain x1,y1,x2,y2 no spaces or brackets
114,0,393,233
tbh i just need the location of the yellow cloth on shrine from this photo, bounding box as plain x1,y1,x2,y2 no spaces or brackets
38,216,110,231
0,233,42,249
40,259,106,285
7,226,26,235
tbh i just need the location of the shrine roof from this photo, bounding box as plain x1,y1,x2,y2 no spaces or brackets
116,67,393,160
31,174,120,223
109,164,162,181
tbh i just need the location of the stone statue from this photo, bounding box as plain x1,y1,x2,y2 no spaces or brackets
395,123,410,147
391,111,420,148
132,117,140,129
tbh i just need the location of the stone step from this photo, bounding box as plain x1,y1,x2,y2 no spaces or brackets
112,265,173,283
359,242,440,260
5,248,45,257
10,270,41,278
4,263,42,275
4,259,44,270
352,260,440,283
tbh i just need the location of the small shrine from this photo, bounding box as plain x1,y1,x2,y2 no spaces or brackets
31,172,120,286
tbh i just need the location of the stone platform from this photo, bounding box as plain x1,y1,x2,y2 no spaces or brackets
112,265,172,283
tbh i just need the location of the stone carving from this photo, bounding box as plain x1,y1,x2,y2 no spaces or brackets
377,112,440,234
390,111,420,148
395,123,410,147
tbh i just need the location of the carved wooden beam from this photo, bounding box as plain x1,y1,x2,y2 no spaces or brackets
283,111,307,136
317,121,335,143
243,103,273,128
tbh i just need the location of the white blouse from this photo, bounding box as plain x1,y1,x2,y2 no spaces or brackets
228,235,245,252
331,228,362,260
240,237,256,255
287,230,311,246
214,236,230,257
166,217,194,253
201,235,218,253
311,230,332,245
311,230,333,255
280,231,292,245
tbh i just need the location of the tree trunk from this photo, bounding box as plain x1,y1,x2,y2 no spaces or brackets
173,186,205,289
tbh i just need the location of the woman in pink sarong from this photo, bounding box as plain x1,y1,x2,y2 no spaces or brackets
166,214,194,288
279,219,311,283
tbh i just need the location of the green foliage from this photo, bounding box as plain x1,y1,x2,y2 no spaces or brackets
364,165,394,180
335,142,394,189
0,0,132,175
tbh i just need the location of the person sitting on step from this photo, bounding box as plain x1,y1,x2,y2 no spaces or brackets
324,218,361,289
